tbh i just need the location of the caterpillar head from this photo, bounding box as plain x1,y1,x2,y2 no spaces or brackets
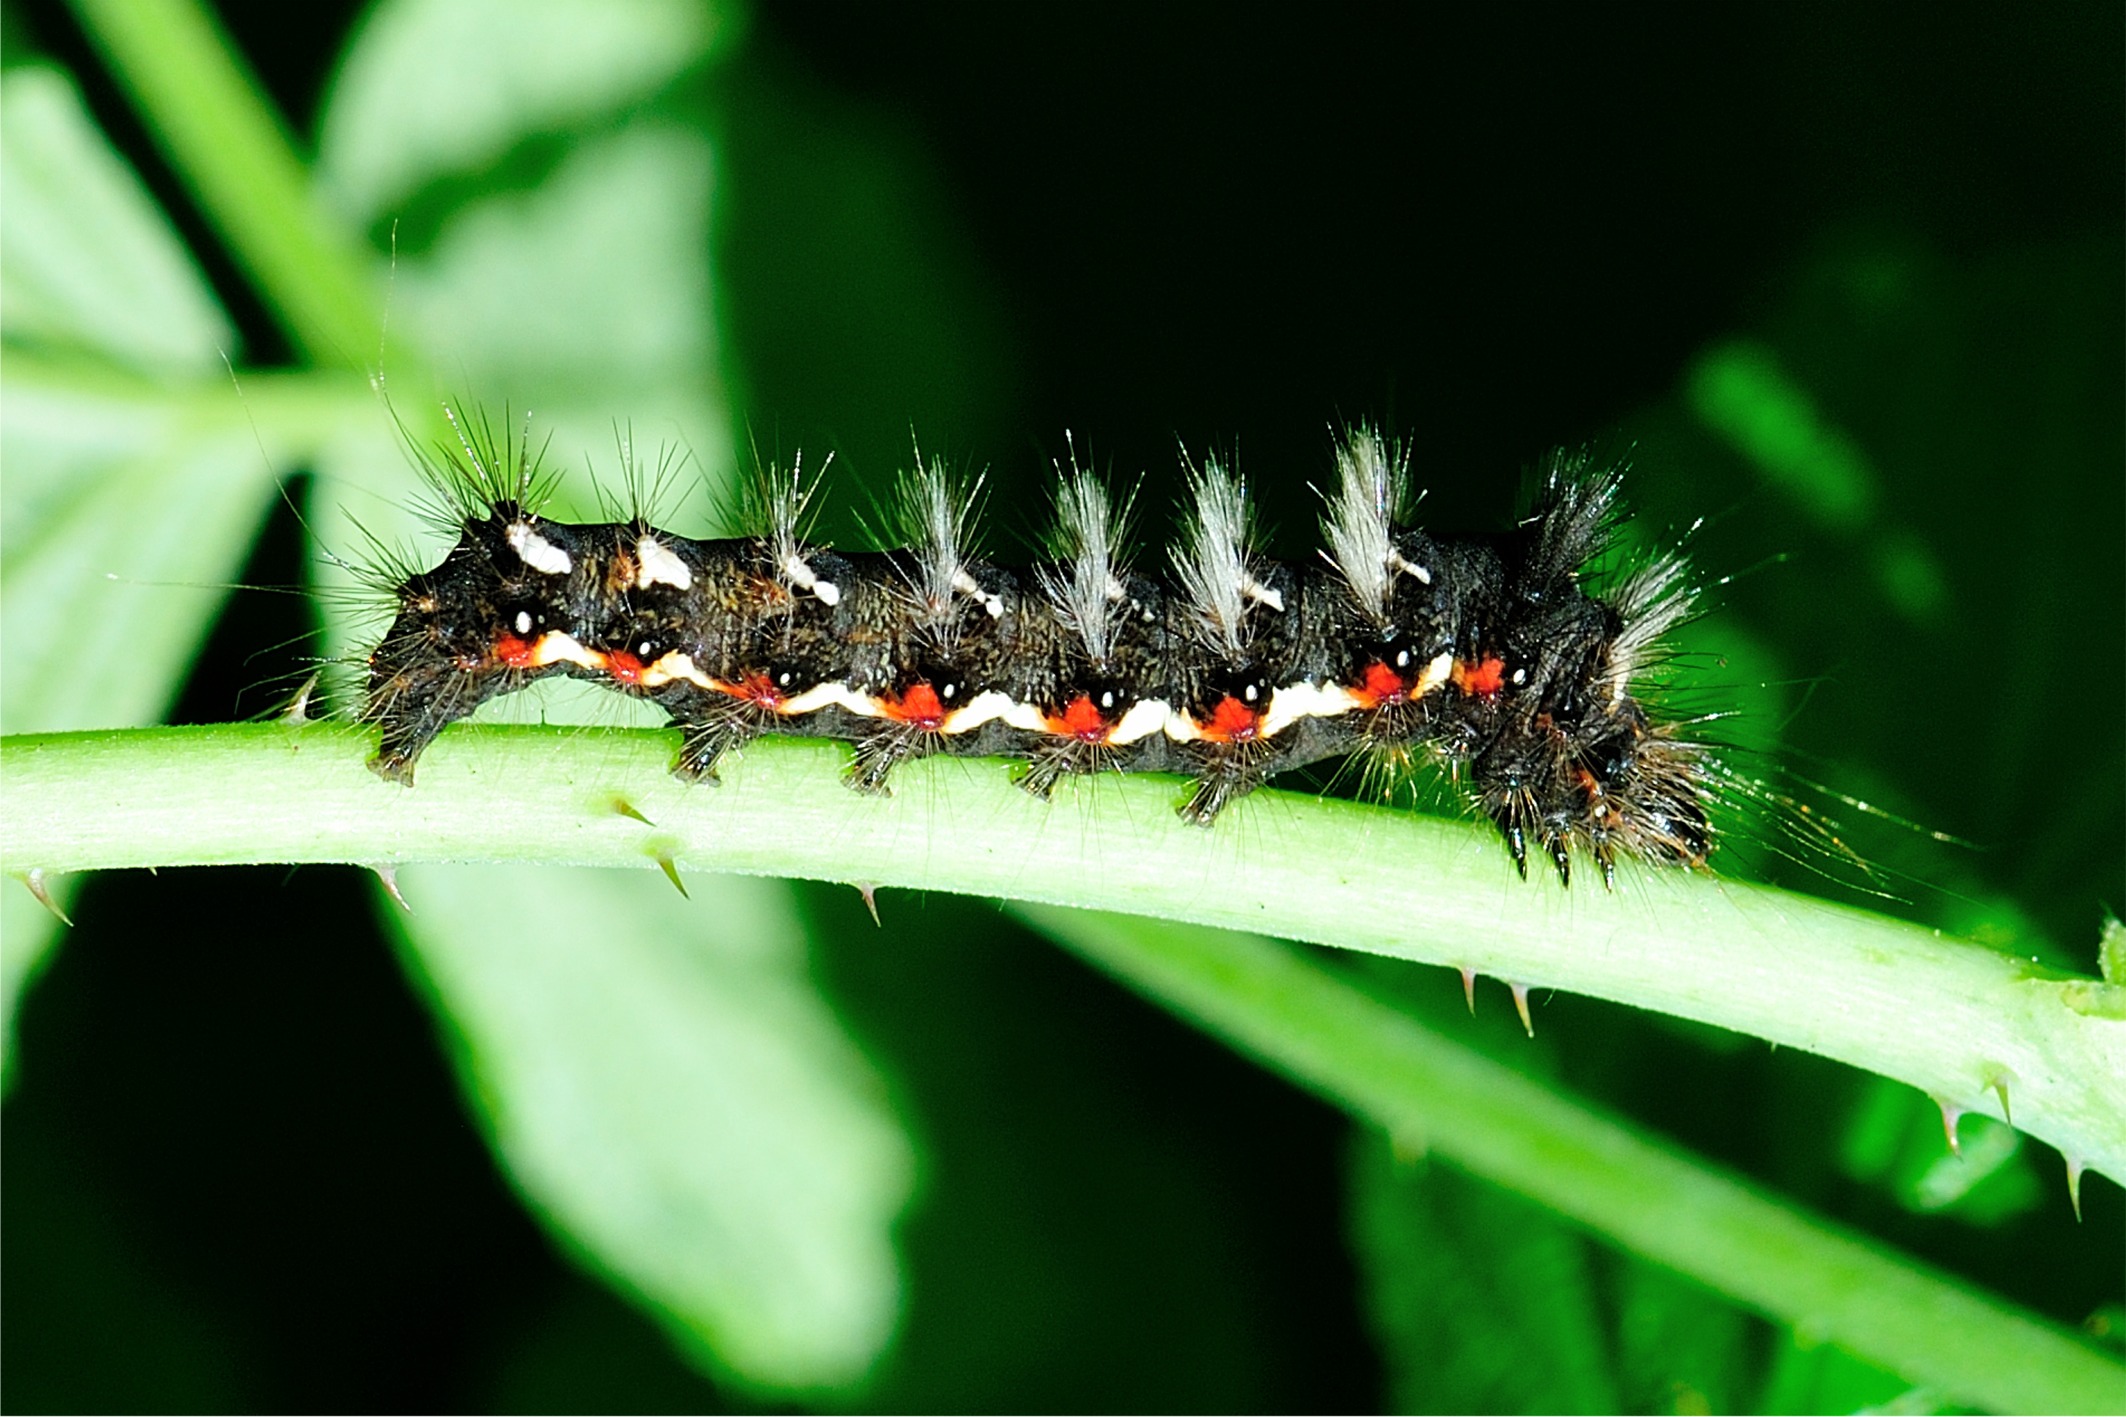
364,508,584,783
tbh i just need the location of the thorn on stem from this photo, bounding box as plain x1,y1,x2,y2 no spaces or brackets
282,673,320,724
654,855,689,899
1932,1095,1965,1157
854,882,882,927
370,865,412,913
1509,981,1535,1038
1988,1075,2013,1127
609,795,653,826
20,869,72,927
2065,1155,2085,1223
1459,966,1477,1015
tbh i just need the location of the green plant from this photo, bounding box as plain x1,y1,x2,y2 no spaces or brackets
4,1,2119,1410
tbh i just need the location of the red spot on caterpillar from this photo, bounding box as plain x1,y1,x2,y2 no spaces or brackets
494,632,537,669
885,681,946,730
718,670,785,711
1356,660,1406,706
1054,694,1110,743
1203,695,1261,743
1453,655,1506,698
606,649,645,685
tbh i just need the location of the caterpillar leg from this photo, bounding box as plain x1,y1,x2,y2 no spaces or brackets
1015,749,1075,800
1544,833,1573,886
1177,745,1269,825
1014,737,1130,799
366,663,518,785
670,714,761,783
846,724,936,795
1490,801,1581,886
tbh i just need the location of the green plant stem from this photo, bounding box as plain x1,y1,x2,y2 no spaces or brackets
1017,907,2125,1415
6,723,2121,1189
66,0,385,369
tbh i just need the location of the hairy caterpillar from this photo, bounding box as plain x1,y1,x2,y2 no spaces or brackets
362,411,1713,886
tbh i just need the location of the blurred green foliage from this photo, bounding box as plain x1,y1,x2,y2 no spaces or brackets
3,1,2119,1411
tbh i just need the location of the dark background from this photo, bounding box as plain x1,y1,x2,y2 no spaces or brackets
6,2,2121,1410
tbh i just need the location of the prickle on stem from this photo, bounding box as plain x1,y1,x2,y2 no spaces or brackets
369,864,413,913
1932,1095,1965,1157
1983,1070,2014,1126
281,672,321,725
1509,981,1535,1038
19,868,73,927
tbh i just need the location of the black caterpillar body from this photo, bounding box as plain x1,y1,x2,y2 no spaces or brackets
364,418,1713,885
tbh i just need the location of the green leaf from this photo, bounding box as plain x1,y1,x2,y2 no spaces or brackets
376,125,730,456
292,0,910,1391
317,0,722,226
384,864,913,1390
1349,1133,1619,1413
0,66,233,373
0,64,339,1072
1755,1334,1925,1415
1610,1261,1752,1415
23,0,916,1391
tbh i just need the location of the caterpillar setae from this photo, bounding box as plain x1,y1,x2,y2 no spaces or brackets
362,410,1714,887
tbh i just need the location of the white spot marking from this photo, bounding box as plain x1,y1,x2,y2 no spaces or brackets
1240,574,1285,613
1389,549,1432,585
507,522,572,575
529,632,601,670
1415,652,1454,697
782,681,868,716
635,536,693,591
1511,667,1528,685
1263,681,1363,737
1109,698,1171,745
783,554,841,606
514,611,533,635
642,652,715,691
1001,699,1051,733
952,568,1006,619
942,689,1017,734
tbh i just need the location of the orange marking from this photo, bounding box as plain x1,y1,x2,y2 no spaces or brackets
886,681,946,731
717,670,785,711
1573,767,1601,797
1357,660,1405,707
1452,655,1506,698
494,633,538,669
1053,693,1110,743
605,649,645,685
1202,695,1261,743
